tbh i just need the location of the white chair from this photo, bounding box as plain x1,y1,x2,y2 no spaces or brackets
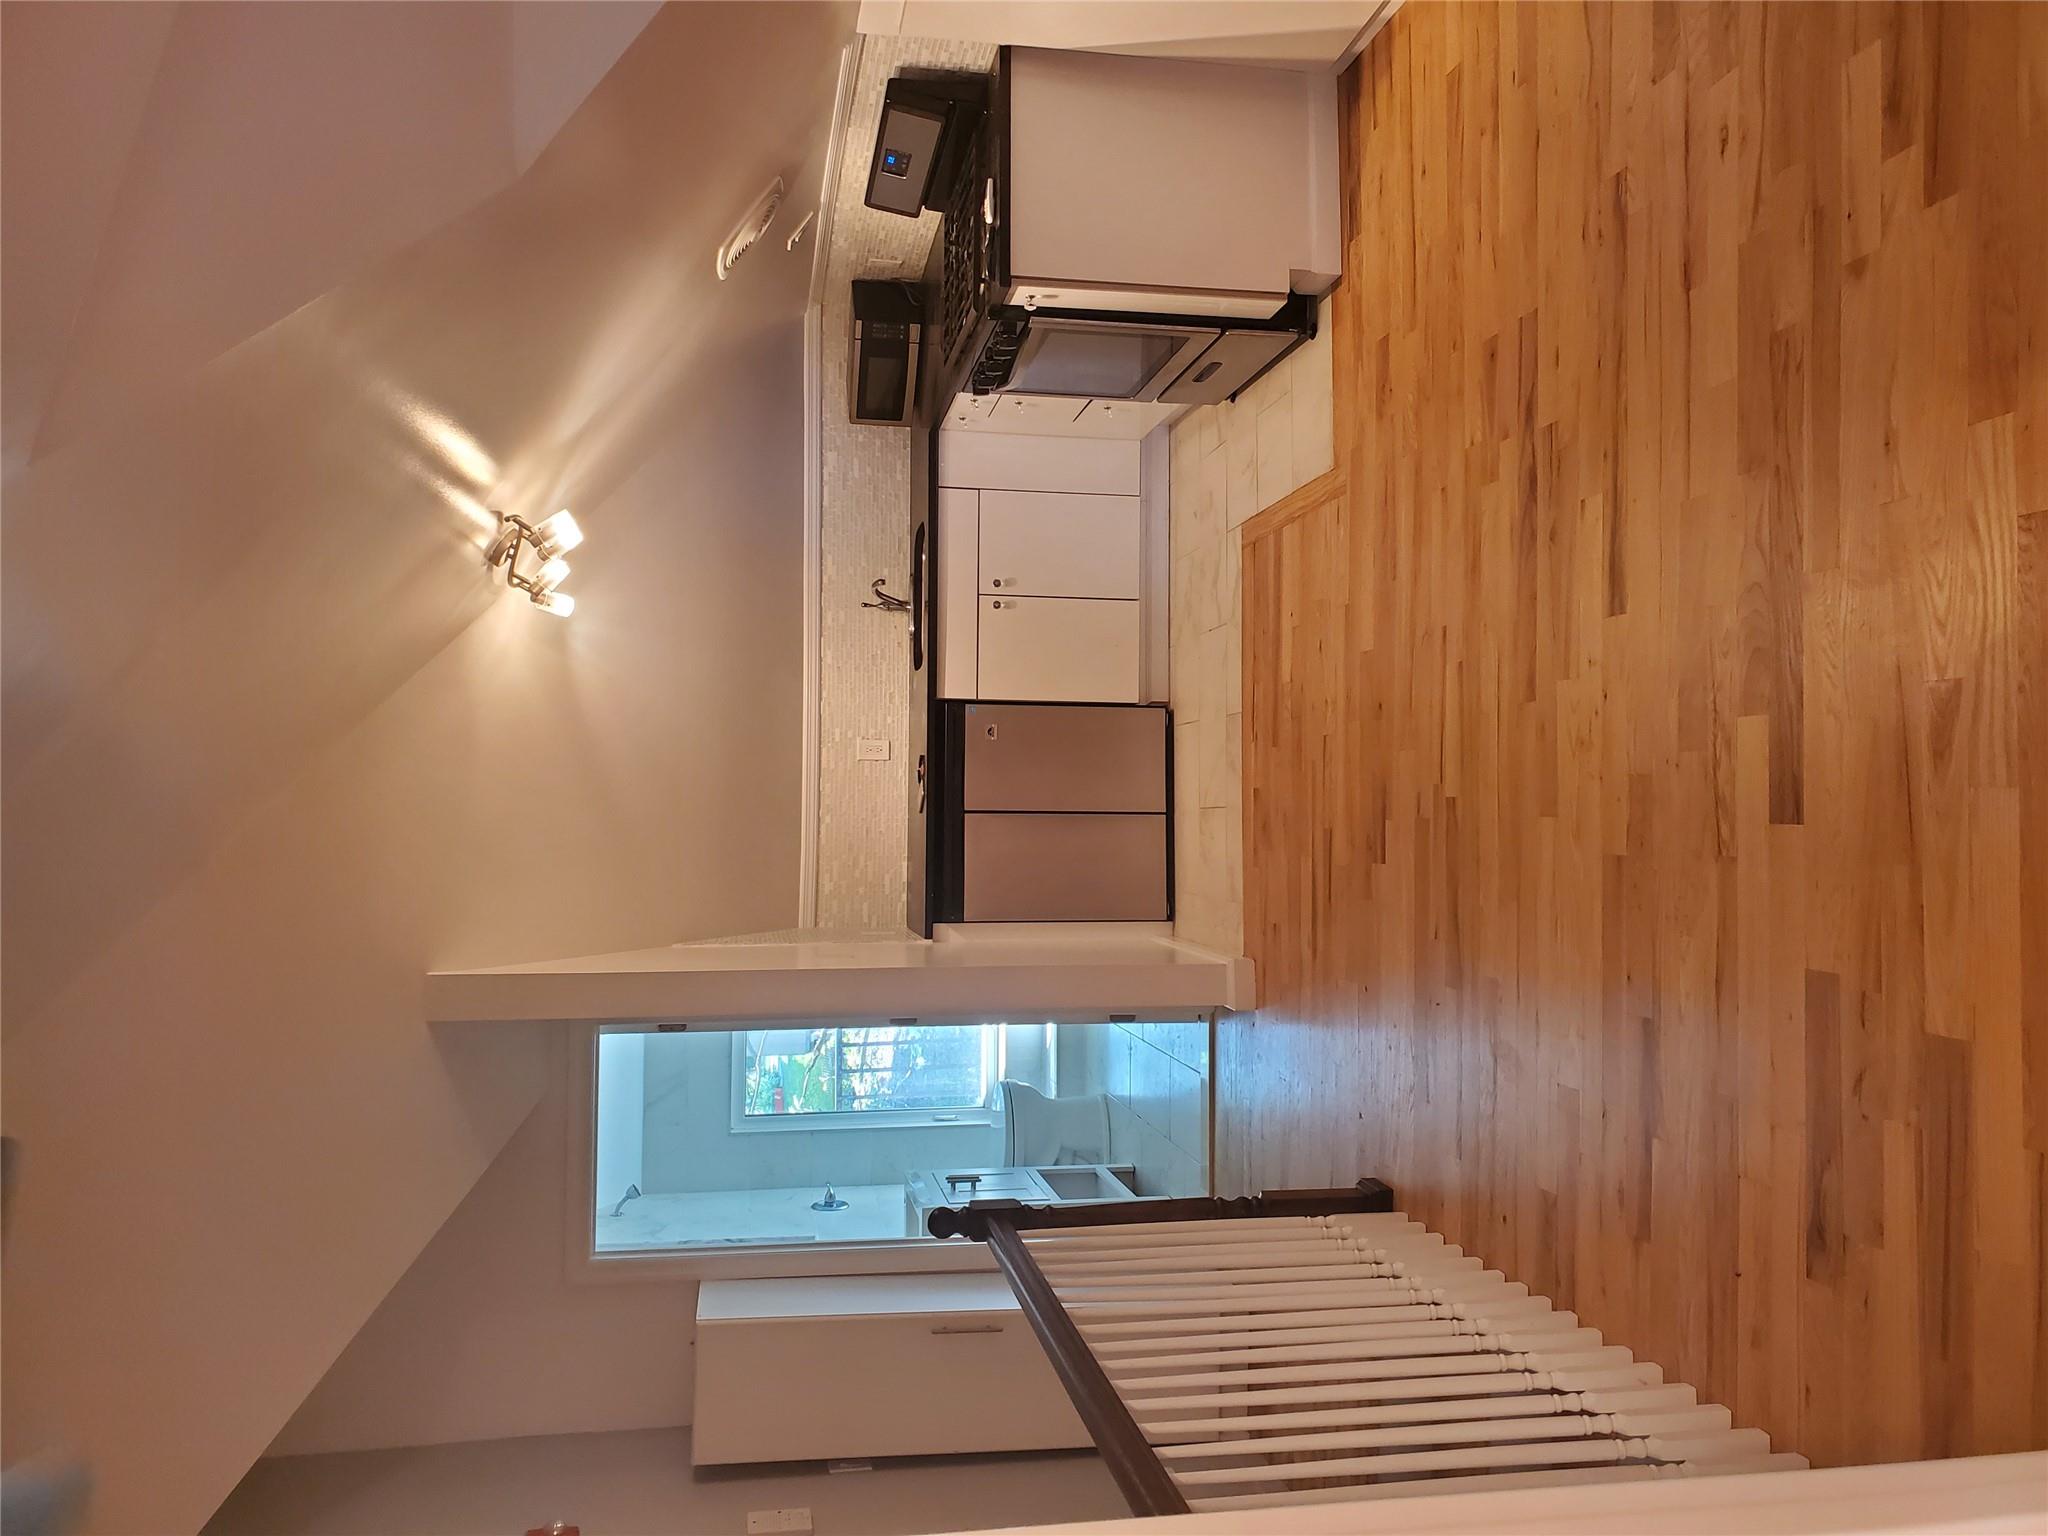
998,1079,1110,1166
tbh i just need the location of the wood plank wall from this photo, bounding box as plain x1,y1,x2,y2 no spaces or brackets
1223,1,2048,1468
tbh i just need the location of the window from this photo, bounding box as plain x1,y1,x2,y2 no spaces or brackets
732,1024,997,1130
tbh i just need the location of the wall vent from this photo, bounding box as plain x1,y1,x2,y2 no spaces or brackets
716,177,785,280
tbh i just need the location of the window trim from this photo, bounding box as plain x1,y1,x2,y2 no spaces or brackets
727,1023,1002,1134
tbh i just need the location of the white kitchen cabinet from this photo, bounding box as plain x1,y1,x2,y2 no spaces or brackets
978,490,1140,600
936,428,1153,703
693,1273,1087,1465
935,488,979,699
978,595,1140,703
938,430,1139,494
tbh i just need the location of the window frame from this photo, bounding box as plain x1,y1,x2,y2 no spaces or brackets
566,1014,1213,1283
727,1022,1004,1134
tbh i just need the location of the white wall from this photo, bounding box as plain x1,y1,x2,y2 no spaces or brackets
267,1071,701,1458
268,1021,1162,1459
1057,1022,1209,1197
594,1033,647,1214
3,2,510,469
0,6,856,1531
3,2,660,476
509,2,660,174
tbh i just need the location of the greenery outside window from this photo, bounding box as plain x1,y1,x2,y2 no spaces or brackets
729,1024,999,1132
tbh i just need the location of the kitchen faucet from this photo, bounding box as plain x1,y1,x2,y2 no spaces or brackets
862,576,910,614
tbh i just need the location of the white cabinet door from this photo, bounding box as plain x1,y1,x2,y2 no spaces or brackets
935,488,979,699
978,596,1140,702
979,490,1140,599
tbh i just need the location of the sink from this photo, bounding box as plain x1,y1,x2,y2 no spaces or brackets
1038,1165,1133,1201
905,1163,1142,1236
935,1168,1041,1201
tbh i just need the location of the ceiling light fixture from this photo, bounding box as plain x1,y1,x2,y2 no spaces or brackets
486,509,584,617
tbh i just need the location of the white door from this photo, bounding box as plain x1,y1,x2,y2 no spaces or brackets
978,596,1140,702
978,490,1141,600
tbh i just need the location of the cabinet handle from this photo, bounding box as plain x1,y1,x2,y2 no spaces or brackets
989,599,1004,610
929,1323,1004,1336
990,577,1002,588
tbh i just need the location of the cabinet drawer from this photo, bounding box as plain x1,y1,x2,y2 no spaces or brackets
978,491,1140,599
962,813,1168,921
938,431,1140,494
693,1309,1087,1464
978,596,1139,703
962,704,1167,812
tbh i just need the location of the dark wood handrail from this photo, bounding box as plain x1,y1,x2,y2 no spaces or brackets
928,1178,1396,1516
925,1177,1395,1242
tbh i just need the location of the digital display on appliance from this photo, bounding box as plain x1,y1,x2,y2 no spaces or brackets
880,148,913,179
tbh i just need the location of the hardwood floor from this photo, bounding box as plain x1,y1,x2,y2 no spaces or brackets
1218,1,2047,1469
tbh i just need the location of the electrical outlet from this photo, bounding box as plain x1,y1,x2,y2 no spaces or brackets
746,1511,812,1535
855,737,890,761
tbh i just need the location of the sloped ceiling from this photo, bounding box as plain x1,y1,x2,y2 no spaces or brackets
1,4,853,1531
1,0,659,474
0,0,177,476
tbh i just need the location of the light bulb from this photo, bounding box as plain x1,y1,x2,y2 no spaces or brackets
532,589,576,618
534,557,571,593
535,509,583,557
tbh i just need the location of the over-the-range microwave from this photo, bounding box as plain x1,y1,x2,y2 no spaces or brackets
965,293,1315,406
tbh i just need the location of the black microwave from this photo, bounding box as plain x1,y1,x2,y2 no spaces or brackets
848,280,923,425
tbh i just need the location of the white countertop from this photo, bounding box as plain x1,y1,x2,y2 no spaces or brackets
425,930,1251,1024
697,1270,1023,1321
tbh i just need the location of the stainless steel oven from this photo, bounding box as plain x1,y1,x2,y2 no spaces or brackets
965,302,1311,406
1000,315,1217,402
